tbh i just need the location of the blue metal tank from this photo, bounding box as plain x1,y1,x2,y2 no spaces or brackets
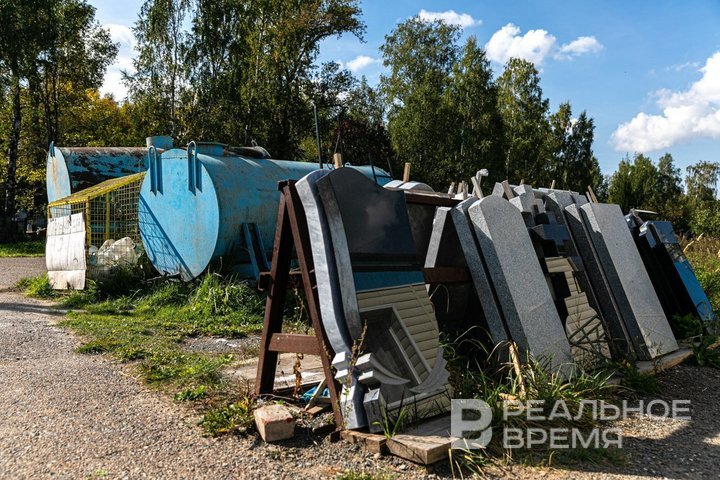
46,144,149,203
139,142,392,280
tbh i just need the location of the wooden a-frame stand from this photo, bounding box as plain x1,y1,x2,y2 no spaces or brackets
255,180,344,427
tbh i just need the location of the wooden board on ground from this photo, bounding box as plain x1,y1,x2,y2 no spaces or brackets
636,347,694,375
229,353,325,390
341,430,387,454
386,415,457,465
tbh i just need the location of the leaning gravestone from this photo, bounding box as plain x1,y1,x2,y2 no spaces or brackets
579,202,678,359
468,195,574,374
449,199,509,346
312,168,450,432
424,206,499,345
296,170,366,429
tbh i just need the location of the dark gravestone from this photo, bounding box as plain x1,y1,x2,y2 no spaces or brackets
296,170,365,429
627,216,717,334
313,168,450,432
579,203,678,360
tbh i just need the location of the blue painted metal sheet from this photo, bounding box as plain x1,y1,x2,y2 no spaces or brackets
139,143,392,280
47,145,147,203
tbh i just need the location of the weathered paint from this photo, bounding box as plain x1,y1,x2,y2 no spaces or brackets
139,144,392,280
46,145,147,203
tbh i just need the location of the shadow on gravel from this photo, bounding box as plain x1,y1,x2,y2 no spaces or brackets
0,301,65,316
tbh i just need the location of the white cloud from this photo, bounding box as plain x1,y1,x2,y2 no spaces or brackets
100,24,136,100
485,23,603,66
555,36,603,60
418,9,480,28
611,52,720,152
666,61,700,72
485,23,556,65
346,55,379,72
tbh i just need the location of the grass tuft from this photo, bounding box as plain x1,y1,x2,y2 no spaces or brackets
15,274,56,298
200,396,255,436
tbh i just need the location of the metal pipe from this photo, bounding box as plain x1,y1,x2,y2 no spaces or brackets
312,101,322,168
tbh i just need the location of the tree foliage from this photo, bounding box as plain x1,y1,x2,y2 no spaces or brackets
0,0,117,217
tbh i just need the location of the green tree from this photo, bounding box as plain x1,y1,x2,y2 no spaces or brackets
0,0,116,218
380,17,461,187
608,153,658,213
448,37,504,185
496,58,550,184
127,0,191,140
184,0,364,158
331,77,394,171
651,153,686,229
686,160,720,203
547,102,602,193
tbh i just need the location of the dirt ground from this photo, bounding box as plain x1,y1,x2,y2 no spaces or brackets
1,256,719,479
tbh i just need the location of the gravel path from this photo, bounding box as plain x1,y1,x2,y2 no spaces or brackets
1,257,719,479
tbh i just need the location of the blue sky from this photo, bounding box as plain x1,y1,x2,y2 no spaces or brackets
93,0,720,175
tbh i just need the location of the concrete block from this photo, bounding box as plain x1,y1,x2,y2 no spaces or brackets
254,404,295,442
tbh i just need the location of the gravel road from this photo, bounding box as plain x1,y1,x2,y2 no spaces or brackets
1,257,719,479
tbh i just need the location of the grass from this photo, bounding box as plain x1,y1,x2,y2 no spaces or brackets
0,237,45,257
15,274,56,298
31,269,269,436
683,236,720,312
443,332,636,473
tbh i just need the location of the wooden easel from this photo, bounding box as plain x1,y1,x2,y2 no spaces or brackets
255,180,343,427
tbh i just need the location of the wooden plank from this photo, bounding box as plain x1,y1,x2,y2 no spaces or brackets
386,435,454,465
636,347,693,374
268,333,321,355
422,266,471,284
341,430,388,455
386,415,457,465
255,193,293,395
403,191,459,207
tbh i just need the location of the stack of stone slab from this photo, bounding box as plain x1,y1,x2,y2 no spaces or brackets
297,168,450,432
626,213,717,334
503,184,613,366
426,181,680,368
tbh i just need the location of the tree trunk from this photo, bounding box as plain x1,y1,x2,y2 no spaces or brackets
5,75,21,218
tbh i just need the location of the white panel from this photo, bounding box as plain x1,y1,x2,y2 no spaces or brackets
46,213,86,290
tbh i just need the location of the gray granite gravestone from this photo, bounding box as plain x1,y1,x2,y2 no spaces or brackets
424,206,498,343
563,203,634,358
449,199,509,345
578,202,678,359
468,195,574,373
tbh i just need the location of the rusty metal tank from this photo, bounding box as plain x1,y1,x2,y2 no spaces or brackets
46,142,153,203
139,142,392,280
46,135,172,203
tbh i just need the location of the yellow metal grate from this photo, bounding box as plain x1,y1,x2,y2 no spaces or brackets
48,172,145,277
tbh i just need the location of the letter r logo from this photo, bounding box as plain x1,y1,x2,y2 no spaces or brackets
451,399,493,449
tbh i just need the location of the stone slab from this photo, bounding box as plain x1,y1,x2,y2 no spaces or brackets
468,195,573,373
449,200,508,345
579,202,678,359
563,204,633,358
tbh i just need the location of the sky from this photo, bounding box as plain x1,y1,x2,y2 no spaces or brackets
92,0,720,175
